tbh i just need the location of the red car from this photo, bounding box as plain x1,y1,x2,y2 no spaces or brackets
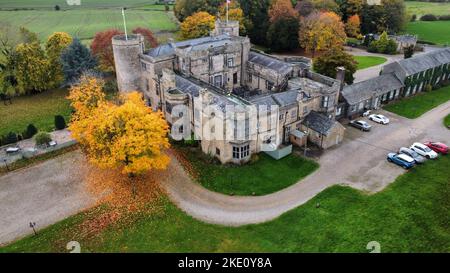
424,142,448,155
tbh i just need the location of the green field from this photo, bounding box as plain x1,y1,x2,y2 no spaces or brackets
354,56,387,70
0,89,72,136
178,147,319,196
0,9,176,42
0,0,163,9
2,153,449,253
406,1,450,17
406,21,450,45
384,85,450,119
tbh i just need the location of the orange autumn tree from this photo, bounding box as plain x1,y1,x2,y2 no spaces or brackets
218,0,249,35
345,14,361,38
268,0,299,23
299,11,347,57
68,76,170,178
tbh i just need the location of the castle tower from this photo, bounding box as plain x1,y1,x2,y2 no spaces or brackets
213,19,240,37
112,34,144,92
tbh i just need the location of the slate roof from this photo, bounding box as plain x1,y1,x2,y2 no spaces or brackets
175,75,203,97
382,48,450,80
248,52,293,75
302,111,337,136
341,73,404,105
249,90,301,109
146,34,240,58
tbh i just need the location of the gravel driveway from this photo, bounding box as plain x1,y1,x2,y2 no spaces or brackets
1,101,449,245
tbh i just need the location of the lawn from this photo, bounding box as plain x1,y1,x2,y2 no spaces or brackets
177,146,319,196
354,56,387,70
0,89,72,136
384,85,450,119
0,0,162,9
405,1,450,17
2,154,449,253
406,21,450,45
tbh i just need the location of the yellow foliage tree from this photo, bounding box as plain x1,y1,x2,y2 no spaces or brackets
345,14,361,38
46,32,73,87
219,0,249,35
299,11,347,57
68,77,170,177
180,11,215,39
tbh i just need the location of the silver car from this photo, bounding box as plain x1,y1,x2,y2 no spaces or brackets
399,147,426,164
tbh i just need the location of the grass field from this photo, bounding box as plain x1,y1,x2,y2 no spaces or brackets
405,1,450,17
384,85,450,119
0,0,163,9
406,21,450,45
354,56,387,70
178,147,319,196
2,153,449,253
0,9,177,42
0,89,72,136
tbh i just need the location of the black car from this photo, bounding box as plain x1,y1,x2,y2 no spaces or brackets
349,120,372,131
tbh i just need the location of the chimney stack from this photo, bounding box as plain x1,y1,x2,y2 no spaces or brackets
335,66,346,90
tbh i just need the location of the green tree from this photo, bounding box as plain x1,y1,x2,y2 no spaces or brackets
61,38,97,84
382,0,406,34
313,47,357,84
267,17,300,52
336,0,363,22
238,0,271,46
403,45,414,59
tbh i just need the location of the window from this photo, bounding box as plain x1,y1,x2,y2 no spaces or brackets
214,75,223,87
336,107,342,116
141,62,147,71
303,106,308,115
266,81,274,91
179,125,184,134
248,74,252,83
146,79,150,91
291,109,297,118
322,96,330,108
233,145,250,159
216,148,220,156
166,102,173,114
227,58,234,68
279,113,284,120
233,73,238,84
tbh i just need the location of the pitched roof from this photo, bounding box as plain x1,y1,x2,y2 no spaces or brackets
342,73,404,105
175,75,203,97
248,51,293,75
383,48,450,78
302,111,338,136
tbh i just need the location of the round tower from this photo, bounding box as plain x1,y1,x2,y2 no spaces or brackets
213,19,240,37
112,34,144,93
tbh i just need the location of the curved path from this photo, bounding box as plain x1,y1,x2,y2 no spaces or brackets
163,101,450,226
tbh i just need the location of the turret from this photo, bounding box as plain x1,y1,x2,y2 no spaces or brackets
112,34,144,92
213,19,240,37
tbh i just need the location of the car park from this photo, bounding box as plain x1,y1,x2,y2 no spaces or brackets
410,142,438,159
349,120,372,131
368,114,390,125
423,142,448,155
387,153,415,169
399,147,426,164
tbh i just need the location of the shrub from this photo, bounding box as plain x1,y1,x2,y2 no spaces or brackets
424,84,433,92
34,131,52,146
6,132,18,144
23,124,38,139
420,14,438,21
410,14,417,22
54,5,60,11
54,115,66,130
438,15,450,21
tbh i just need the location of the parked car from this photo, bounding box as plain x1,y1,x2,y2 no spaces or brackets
369,114,390,125
423,141,448,155
349,120,372,131
399,147,426,164
410,142,438,159
387,153,415,169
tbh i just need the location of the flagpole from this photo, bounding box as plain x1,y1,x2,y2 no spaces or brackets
226,1,229,24
122,7,128,41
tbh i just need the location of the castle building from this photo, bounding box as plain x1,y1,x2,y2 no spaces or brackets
112,19,345,164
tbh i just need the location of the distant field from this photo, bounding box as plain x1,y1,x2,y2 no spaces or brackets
406,21,450,45
0,9,177,41
405,1,450,17
0,0,161,10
